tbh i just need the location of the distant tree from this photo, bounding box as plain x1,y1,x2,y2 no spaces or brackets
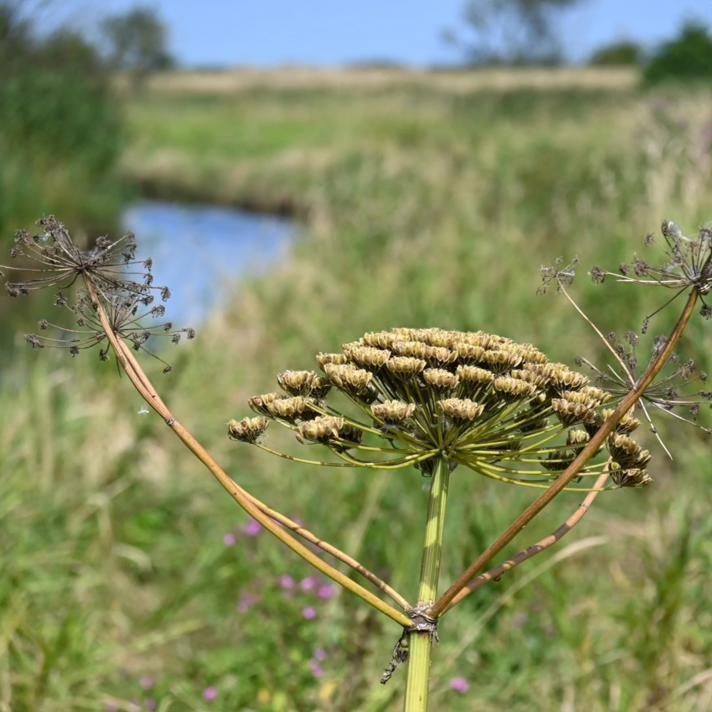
589,40,642,66
444,0,583,66
644,21,712,85
101,5,174,86
1,1,105,76
0,1,32,65
0,1,122,237
40,28,106,72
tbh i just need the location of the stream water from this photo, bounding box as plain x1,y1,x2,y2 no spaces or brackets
121,200,296,323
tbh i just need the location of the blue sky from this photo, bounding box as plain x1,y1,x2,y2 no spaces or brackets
47,1,712,67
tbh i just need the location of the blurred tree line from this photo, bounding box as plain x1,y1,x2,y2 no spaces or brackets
0,1,119,242
0,1,174,243
643,21,712,84
101,5,175,87
591,21,712,84
446,0,712,84
444,0,584,66
0,2,120,173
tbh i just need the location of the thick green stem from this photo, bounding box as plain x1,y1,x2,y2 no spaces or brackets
404,457,450,712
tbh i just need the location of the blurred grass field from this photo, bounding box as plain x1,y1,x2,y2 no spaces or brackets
2,69,712,711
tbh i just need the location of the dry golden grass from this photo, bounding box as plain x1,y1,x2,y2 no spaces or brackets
131,66,638,95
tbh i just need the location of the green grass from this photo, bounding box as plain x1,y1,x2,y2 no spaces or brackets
2,73,712,711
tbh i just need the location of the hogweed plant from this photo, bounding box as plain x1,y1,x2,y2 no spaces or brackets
3,216,711,711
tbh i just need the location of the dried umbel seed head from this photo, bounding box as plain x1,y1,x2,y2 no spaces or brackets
608,433,652,469
361,331,399,349
386,356,427,377
493,377,536,400
608,463,652,488
324,363,374,396
560,390,607,408
552,398,597,427
227,417,269,443
423,368,459,391
23,289,192,371
593,408,640,434
513,344,549,365
566,429,590,447
575,386,612,405
265,396,319,422
510,368,549,389
411,328,456,348
343,345,391,369
456,365,495,385
316,352,347,367
454,342,487,363
481,349,523,372
438,398,484,422
534,363,590,391
298,416,345,443
595,221,712,313
232,326,648,490
391,340,429,360
371,400,417,424
4,219,193,372
249,392,280,416
277,370,331,397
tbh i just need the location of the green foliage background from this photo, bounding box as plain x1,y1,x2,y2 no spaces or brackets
0,6,125,245
2,71,712,711
644,22,712,85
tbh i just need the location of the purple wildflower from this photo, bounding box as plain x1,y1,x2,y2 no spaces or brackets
278,574,295,591
145,700,157,711
309,660,324,678
317,583,337,601
237,592,259,613
300,576,317,592
314,647,327,662
139,676,155,690
223,532,237,547
203,687,218,702
302,606,317,620
450,677,470,694
241,519,262,537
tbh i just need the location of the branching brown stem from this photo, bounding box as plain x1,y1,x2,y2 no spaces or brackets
430,288,699,618
454,470,609,600
85,279,413,625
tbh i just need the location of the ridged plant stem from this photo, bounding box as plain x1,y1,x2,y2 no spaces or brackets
404,457,450,712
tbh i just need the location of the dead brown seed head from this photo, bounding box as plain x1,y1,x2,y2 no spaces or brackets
371,400,417,424
227,416,269,443
438,398,484,422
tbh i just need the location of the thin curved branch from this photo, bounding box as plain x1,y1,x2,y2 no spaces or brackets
86,280,412,626
559,282,673,458
116,339,411,607
445,470,609,609
430,288,698,618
